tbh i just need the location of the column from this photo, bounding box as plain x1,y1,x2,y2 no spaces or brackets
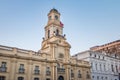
27,60,33,80
10,58,17,80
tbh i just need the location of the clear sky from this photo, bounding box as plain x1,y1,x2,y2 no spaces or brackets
0,0,120,55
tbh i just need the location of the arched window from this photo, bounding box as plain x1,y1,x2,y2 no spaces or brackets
55,15,58,20
48,30,50,38
56,29,59,36
18,77,24,80
34,78,39,80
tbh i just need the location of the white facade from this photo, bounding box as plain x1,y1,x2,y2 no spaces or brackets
74,50,120,80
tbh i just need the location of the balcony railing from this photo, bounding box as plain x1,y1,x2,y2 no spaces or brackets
19,68,25,73
57,68,65,73
0,67,7,72
34,70,40,74
46,71,51,76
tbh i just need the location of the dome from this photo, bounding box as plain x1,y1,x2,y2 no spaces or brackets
48,8,60,16
50,8,59,13
50,8,58,12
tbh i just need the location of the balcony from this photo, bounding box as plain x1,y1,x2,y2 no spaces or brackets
34,70,40,75
46,71,51,76
0,67,7,72
57,68,65,73
19,68,25,73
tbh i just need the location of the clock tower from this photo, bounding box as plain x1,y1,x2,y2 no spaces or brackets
41,8,71,61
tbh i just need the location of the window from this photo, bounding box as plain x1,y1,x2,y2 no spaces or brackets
86,71,90,79
55,15,58,20
100,64,102,71
116,65,118,72
96,63,97,70
0,76,5,80
46,67,51,76
101,77,103,80
34,78,39,80
115,54,117,58
95,54,96,57
99,56,100,59
111,65,114,72
46,78,50,80
103,57,104,60
0,62,7,72
105,77,107,80
18,77,24,80
97,76,99,80
90,53,92,56
78,70,82,78
48,30,50,38
91,63,93,68
104,65,106,71
56,29,59,36
46,67,50,71
34,66,40,74
19,64,25,73
71,70,74,77
1,62,6,67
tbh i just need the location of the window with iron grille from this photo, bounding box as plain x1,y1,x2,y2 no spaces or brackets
34,66,40,74
46,67,51,76
0,62,7,72
19,64,25,73
78,70,82,78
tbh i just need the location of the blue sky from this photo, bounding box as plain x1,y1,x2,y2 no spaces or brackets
0,0,120,55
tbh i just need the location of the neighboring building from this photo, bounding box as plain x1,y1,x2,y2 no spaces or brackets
73,40,120,80
0,9,91,80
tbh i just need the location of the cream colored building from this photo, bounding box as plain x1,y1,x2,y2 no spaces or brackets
0,9,91,80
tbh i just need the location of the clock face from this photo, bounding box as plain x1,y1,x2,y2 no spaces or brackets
55,15,58,20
